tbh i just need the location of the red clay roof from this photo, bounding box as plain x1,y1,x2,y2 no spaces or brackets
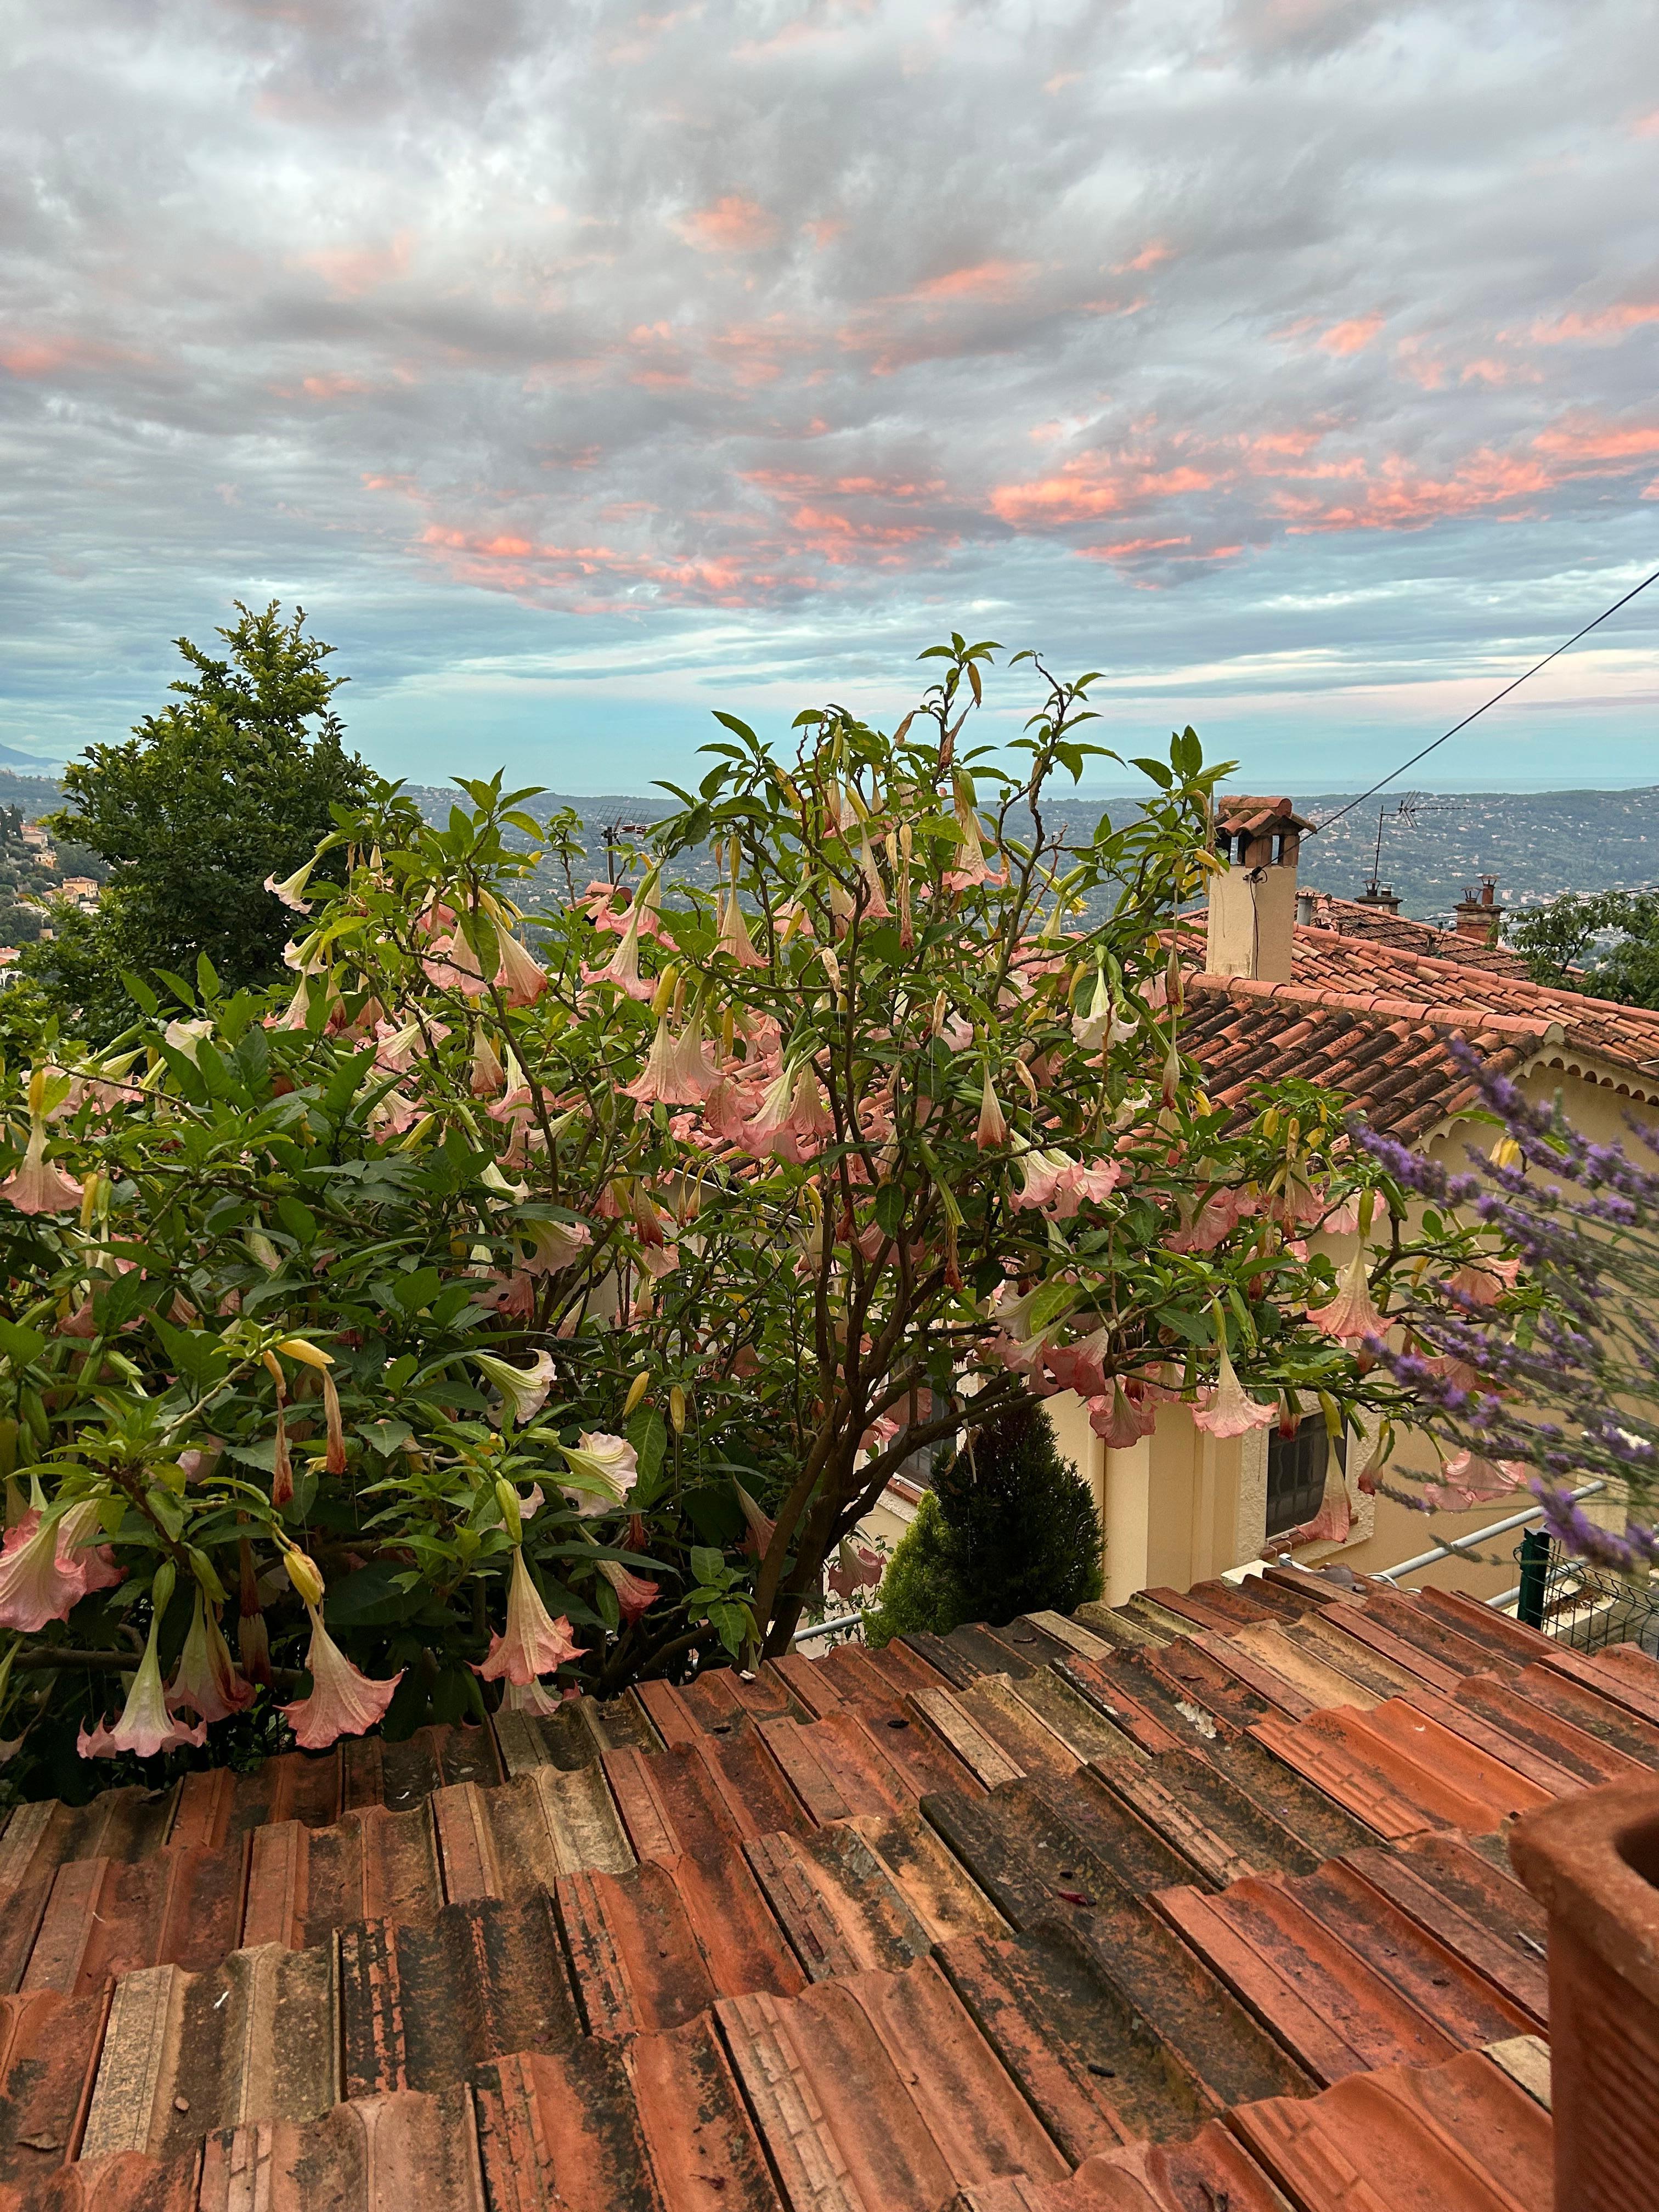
1173,905,1659,1138
1301,892,1536,980
1,1560,1638,2209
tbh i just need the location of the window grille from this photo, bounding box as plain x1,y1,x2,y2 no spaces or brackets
1266,1423,1345,1538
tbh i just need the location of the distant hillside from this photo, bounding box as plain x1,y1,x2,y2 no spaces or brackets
17,769,1655,930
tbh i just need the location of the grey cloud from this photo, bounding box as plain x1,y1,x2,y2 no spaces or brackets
1,0,1656,789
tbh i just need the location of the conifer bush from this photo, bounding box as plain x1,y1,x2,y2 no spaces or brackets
933,1405,1103,1627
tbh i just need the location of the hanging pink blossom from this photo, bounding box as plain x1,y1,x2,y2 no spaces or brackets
168,1591,256,1723
1191,1343,1278,1437
475,1547,586,1685
1307,1248,1386,1342
282,1605,402,1749
558,1431,639,1515
1087,1384,1158,1448
1420,1451,1528,1511
584,902,654,999
735,1480,776,1563
596,1555,661,1624
1448,1257,1521,1307
716,890,769,969
827,1541,882,1602
0,1123,83,1215
0,1509,87,1632
1273,1475,1353,1551
54,1499,125,1594
975,1066,1008,1151
518,1216,592,1274
422,926,489,996
495,928,548,1007
80,1610,207,1762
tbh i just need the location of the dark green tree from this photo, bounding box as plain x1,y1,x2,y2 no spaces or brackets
1506,889,1659,1006
931,1404,1103,1628
26,603,371,1034
861,1492,965,1647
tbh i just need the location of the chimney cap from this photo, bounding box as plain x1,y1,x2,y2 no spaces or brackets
1215,794,1314,837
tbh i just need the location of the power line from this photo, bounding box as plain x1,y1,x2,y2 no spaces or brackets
1308,563,1659,836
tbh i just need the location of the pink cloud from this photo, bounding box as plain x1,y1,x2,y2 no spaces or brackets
677,196,777,252
906,260,1036,304
1318,312,1385,356
1114,240,1172,274
1080,535,1192,561
294,235,412,298
301,373,374,398
1526,302,1659,345
1533,417,1659,463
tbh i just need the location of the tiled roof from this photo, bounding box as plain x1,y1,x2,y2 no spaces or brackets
1182,978,1536,1146
1173,905,1659,1138
1300,893,1535,980
1,1559,1643,2209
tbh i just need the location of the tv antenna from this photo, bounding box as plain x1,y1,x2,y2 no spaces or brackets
1363,791,1458,904
599,817,656,887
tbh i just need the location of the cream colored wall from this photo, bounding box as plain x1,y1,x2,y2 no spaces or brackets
1084,1056,1650,1601
864,1056,1654,1607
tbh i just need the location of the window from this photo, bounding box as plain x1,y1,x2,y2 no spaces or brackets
1266,1423,1347,1538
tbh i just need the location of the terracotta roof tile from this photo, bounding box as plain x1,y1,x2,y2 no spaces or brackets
1172,902,1659,1137
10,1571,1657,2209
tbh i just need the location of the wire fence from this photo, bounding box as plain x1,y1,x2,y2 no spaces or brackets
1514,1529,1659,1656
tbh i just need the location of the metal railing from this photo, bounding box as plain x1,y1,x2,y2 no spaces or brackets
1361,1481,1605,1603
793,1611,864,1646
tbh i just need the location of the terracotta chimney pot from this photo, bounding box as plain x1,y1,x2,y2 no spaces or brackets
1510,1774,1659,2209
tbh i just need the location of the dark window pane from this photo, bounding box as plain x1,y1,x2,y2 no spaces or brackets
1266,1424,1346,1538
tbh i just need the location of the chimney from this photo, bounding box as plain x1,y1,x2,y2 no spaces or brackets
1357,884,1402,914
1511,1775,1659,2210
1206,797,1310,982
1454,876,1502,942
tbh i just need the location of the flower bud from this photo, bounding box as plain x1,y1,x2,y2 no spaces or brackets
495,1477,523,1541
669,1385,687,1435
283,1546,325,1608
275,1336,334,1369
623,1370,651,1417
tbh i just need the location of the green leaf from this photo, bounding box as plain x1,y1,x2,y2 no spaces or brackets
0,1319,47,1370
626,1406,668,1497
710,711,759,745
872,1183,906,1239
690,1544,726,1587
392,1266,443,1314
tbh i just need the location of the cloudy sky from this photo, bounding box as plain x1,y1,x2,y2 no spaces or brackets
3,0,1658,798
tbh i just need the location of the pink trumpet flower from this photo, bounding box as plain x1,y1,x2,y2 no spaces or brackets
1191,1342,1278,1437
495,927,548,1007
0,1121,83,1215
475,1547,586,1685
1087,1383,1158,1448
283,1603,403,1749
321,1369,348,1476
856,837,891,920
1448,1257,1521,1306
518,1216,592,1274
827,1541,882,1602
54,1498,125,1594
736,1062,801,1159
470,1029,506,1097
80,1607,207,1761
975,1066,1008,1151
1307,1248,1386,1342
558,1431,639,1516
716,890,768,969
787,1064,833,1141
735,1481,776,1564
1420,1451,1528,1511
596,1555,660,1624
168,1589,256,1723
423,927,489,996
584,900,654,999
0,1508,87,1631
